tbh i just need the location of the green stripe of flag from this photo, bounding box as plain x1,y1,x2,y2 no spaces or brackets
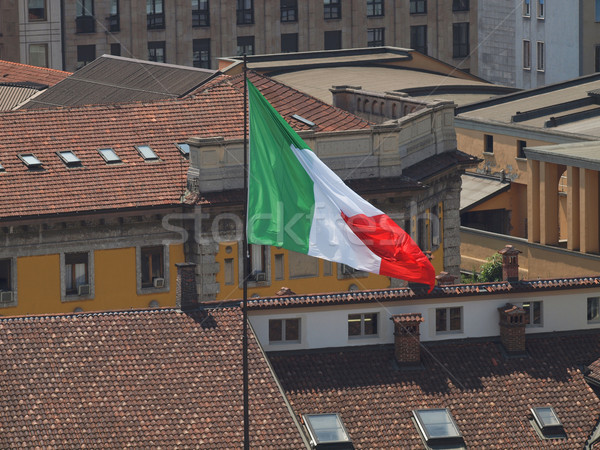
247,80,315,254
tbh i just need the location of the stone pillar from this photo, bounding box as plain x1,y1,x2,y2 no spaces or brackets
443,178,462,279
392,313,424,365
581,169,600,254
176,263,199,311
498,303,526,354
539,161,559,245
196,240,220,302
528,159,540,243
567,166,580,251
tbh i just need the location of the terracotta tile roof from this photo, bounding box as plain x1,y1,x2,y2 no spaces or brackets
0,59,70,86
269,331,600,449
0,72,370,220
247,276,600,310
392,313,424,324
0,306,305,448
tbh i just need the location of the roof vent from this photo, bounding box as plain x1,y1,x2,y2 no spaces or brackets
19,153,42,169
292,114,315,127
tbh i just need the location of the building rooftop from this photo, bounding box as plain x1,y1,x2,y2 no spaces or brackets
20,55,218,109
0,59,70,86
269,331,600,448
525,141,600,171
0,306,306,448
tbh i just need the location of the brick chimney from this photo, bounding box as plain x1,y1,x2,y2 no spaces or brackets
176,263,199,311
498,245,521,282
498,303,526,354
436,271,457,286
392,313,424,365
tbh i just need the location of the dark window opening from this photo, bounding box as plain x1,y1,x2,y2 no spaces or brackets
108,0,119,31
110,43,121,56
410,0,426,14
141,246,164,288
269,318,300,342
410,25,427,54
367,28,384,47
453,22,470,57
324,0,341,19
77,45,96,67
192,0,210,27
0,259,11,291
28,0,46,21
237,0,254,24
65,253,89,295
517,140,527,158
193,39,210,68
237,36,255,56
281,33,298,53
147,0,165,29
453,0,469,11
76,0,95,33
484,134,494,153
367,0,383,16
148,41,166,62
281,0,297,22
324,30,342,50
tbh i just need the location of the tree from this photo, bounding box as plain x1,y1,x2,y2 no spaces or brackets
477,253,503,282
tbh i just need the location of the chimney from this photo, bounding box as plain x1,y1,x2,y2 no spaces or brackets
391,313,424,365
436,271,457,286
498,245,521,282
498,303,526,354
176,263,199,311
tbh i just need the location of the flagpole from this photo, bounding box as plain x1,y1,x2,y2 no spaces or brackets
242,54,250,450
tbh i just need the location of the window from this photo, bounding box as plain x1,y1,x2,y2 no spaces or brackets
237,36,255,56
524,0,530,16
193,39,210,68
596,45,600,72
109,0,119,31
237,0,254,24
452,0,469,11
57,151,82,167
367,28,384,47
274,254,284,280
410,0,426,14
413,409,463,446
435,307,462,333
224,258,234,285
303,414,352,447
417,216,429,251
323,260,332,276
523,40,531,69
141,246,164,288
367,0,383,17
110,43,121,56
147,0,165,29
281,0,297,22
0,259,11,291
324,30,342,50
148,41,166,63
531,406,566,439
192,0,209,27
537,0,544,18
269,318,300,343
348,313,378,337
484,134,493,153
98,148,121,163
176,142,190,157
537,41,545,71
410,25,427,54
521,301,542,326
453,22,469,58
588,297,600,323
597,0,600,22
136,145,158,160
28,0,46,21
324,0,341,19
65,253,89,296
249,244,266,281
517,140,527,159
77,44,95,67
281,33,298,53
29,44,48,68
76,0,95,33
19,153,42,168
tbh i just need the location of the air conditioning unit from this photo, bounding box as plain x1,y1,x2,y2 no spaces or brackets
0,291,13,303
78,284,90,296
254,272,267,282
153,277,165,288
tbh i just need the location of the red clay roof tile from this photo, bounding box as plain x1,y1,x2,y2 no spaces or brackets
0,59,70,86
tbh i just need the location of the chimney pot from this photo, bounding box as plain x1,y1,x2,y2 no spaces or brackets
176,263,199,311
498,303,526,354
391,313,424,365
498,245,521,282
436,271,457,286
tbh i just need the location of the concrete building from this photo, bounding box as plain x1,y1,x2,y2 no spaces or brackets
1,0,479,74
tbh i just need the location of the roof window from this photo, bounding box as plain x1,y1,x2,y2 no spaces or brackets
136,145,158,160
292,114,315,127
413,409,464,448
303,413,352,449
0,161,4,172
57,151,82,167
531,406,566,439
98,148,121,164
19,153,42,168
175,142,190,157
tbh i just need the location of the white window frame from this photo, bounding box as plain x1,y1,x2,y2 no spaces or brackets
537,41,545,72
517,300,543,327
136,244,169,294
588,297,600,323
537,0,544,18
268,318,301,344
523,40,531,69
60,251,94,302
435,306,463,334
523,0,530,16
347,312,379,338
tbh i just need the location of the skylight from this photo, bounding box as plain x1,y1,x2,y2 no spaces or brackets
98,148,121,163
176,142,190,157
0,161,4,172
57,151,81,166
136,145,158,160
531,406,565,439
19,154,42,168
292,114,315,127
303,414,352,448
413,409,463,445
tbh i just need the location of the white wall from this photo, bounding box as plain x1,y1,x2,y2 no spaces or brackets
19,0,63,70
249,287,600,351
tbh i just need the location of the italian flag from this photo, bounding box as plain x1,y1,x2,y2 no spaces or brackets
247,80,435,291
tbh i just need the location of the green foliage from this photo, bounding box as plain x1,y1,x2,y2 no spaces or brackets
477,253,503,283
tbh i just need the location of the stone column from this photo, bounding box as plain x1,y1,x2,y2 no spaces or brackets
567,166,580,251
527,159,540,243
581,169,600,254
539,161,559,245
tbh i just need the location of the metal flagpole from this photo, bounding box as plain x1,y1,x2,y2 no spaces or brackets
242,54,250,450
